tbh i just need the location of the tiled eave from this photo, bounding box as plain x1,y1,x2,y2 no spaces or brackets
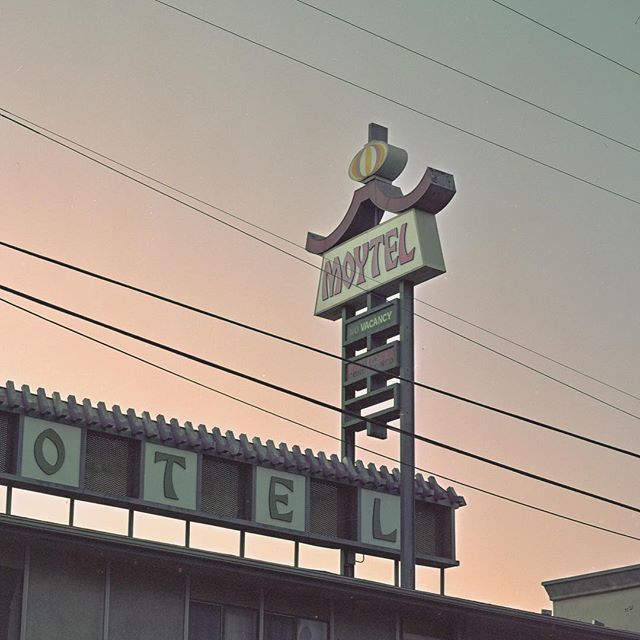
0,380,466,508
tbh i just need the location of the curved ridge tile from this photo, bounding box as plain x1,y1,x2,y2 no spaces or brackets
127,408,143,436
330,454,348,481
197,425,214,450
82,399,98,426
291,445,310,472
5,381,19,408
112,405,128,432
211,427,227,454
97,402,114,429
36,388,52,416
169,418,186,446
67,395,82,423
141,411,158,440
183,421,200,449
156,415,171,442
305,448,322,475
224,431,241,457
21,384,35,412
51,391,66,419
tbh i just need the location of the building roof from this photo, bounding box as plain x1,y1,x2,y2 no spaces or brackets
0,380,465,508
543,565,640,601
1,515,637,640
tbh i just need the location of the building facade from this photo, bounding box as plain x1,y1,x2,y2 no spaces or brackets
1,381,638,640
543,565,640,634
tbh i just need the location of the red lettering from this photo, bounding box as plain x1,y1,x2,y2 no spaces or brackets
342,251,356,289
368,235,384,278
398,222,415,265
321,257,343,300
353,242,370,285
384,228,399,271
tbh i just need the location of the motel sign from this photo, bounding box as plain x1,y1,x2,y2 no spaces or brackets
306,123,457,588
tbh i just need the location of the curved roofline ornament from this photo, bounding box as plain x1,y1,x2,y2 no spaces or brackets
306,123,456,255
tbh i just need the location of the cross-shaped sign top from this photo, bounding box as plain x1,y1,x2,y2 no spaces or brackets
368,122,388,143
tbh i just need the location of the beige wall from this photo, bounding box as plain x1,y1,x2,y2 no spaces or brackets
553,586,640,633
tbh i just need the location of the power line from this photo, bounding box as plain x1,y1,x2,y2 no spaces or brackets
489,0,640,79
415,298,640,403
295,0,640,155
0,107,303,253
2,294,638,543
0,112,317,274
3,295,638,543
412,307,640,423
2,110,638,424
0,107,640,401
2,238,639,461
1,282,639,515
151,0,640,209
4,109,637,406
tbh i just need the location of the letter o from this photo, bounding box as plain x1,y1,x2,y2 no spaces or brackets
33,428,66,476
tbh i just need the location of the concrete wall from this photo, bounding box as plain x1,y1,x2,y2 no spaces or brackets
19,546,186,640
334,601,397,640
554,587,640,633
26,548,104,640
16,542,402,640
109,563,185,640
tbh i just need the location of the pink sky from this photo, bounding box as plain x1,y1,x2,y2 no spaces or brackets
1,0,638,612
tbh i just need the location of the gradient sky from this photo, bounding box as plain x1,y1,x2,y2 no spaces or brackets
1,0,639,613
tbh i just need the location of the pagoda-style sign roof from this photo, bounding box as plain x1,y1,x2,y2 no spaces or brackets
0,380,465,508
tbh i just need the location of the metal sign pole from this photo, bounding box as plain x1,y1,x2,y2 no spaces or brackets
399,279,416,589
341,305,357,578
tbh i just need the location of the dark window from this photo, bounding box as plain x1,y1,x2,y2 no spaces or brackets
223,606,257,640
189,602,221,640
189,603,326,640
265,614,328,640
189,602,256,640
265,613,296,640
297,619,328,640
0,566,22,640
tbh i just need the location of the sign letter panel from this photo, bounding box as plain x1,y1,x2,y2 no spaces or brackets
255,467,306,532
314,209,444,319
21,417,82,488
360,488,401,550
143,443,197,510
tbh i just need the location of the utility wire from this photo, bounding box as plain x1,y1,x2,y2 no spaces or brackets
0,107,303,253
6,107,638,406
1,238,639,461
0,112,317,274
2,294,638,543
489,0,640,79
1,282,639,515
0,297,640,541
415,298,640,404
2,108,639,421
152,0,640,209
295,0,640,155
5,105,638,406
412,307,640,423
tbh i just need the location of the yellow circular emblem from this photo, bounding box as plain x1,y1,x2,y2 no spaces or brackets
348,142,388,182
